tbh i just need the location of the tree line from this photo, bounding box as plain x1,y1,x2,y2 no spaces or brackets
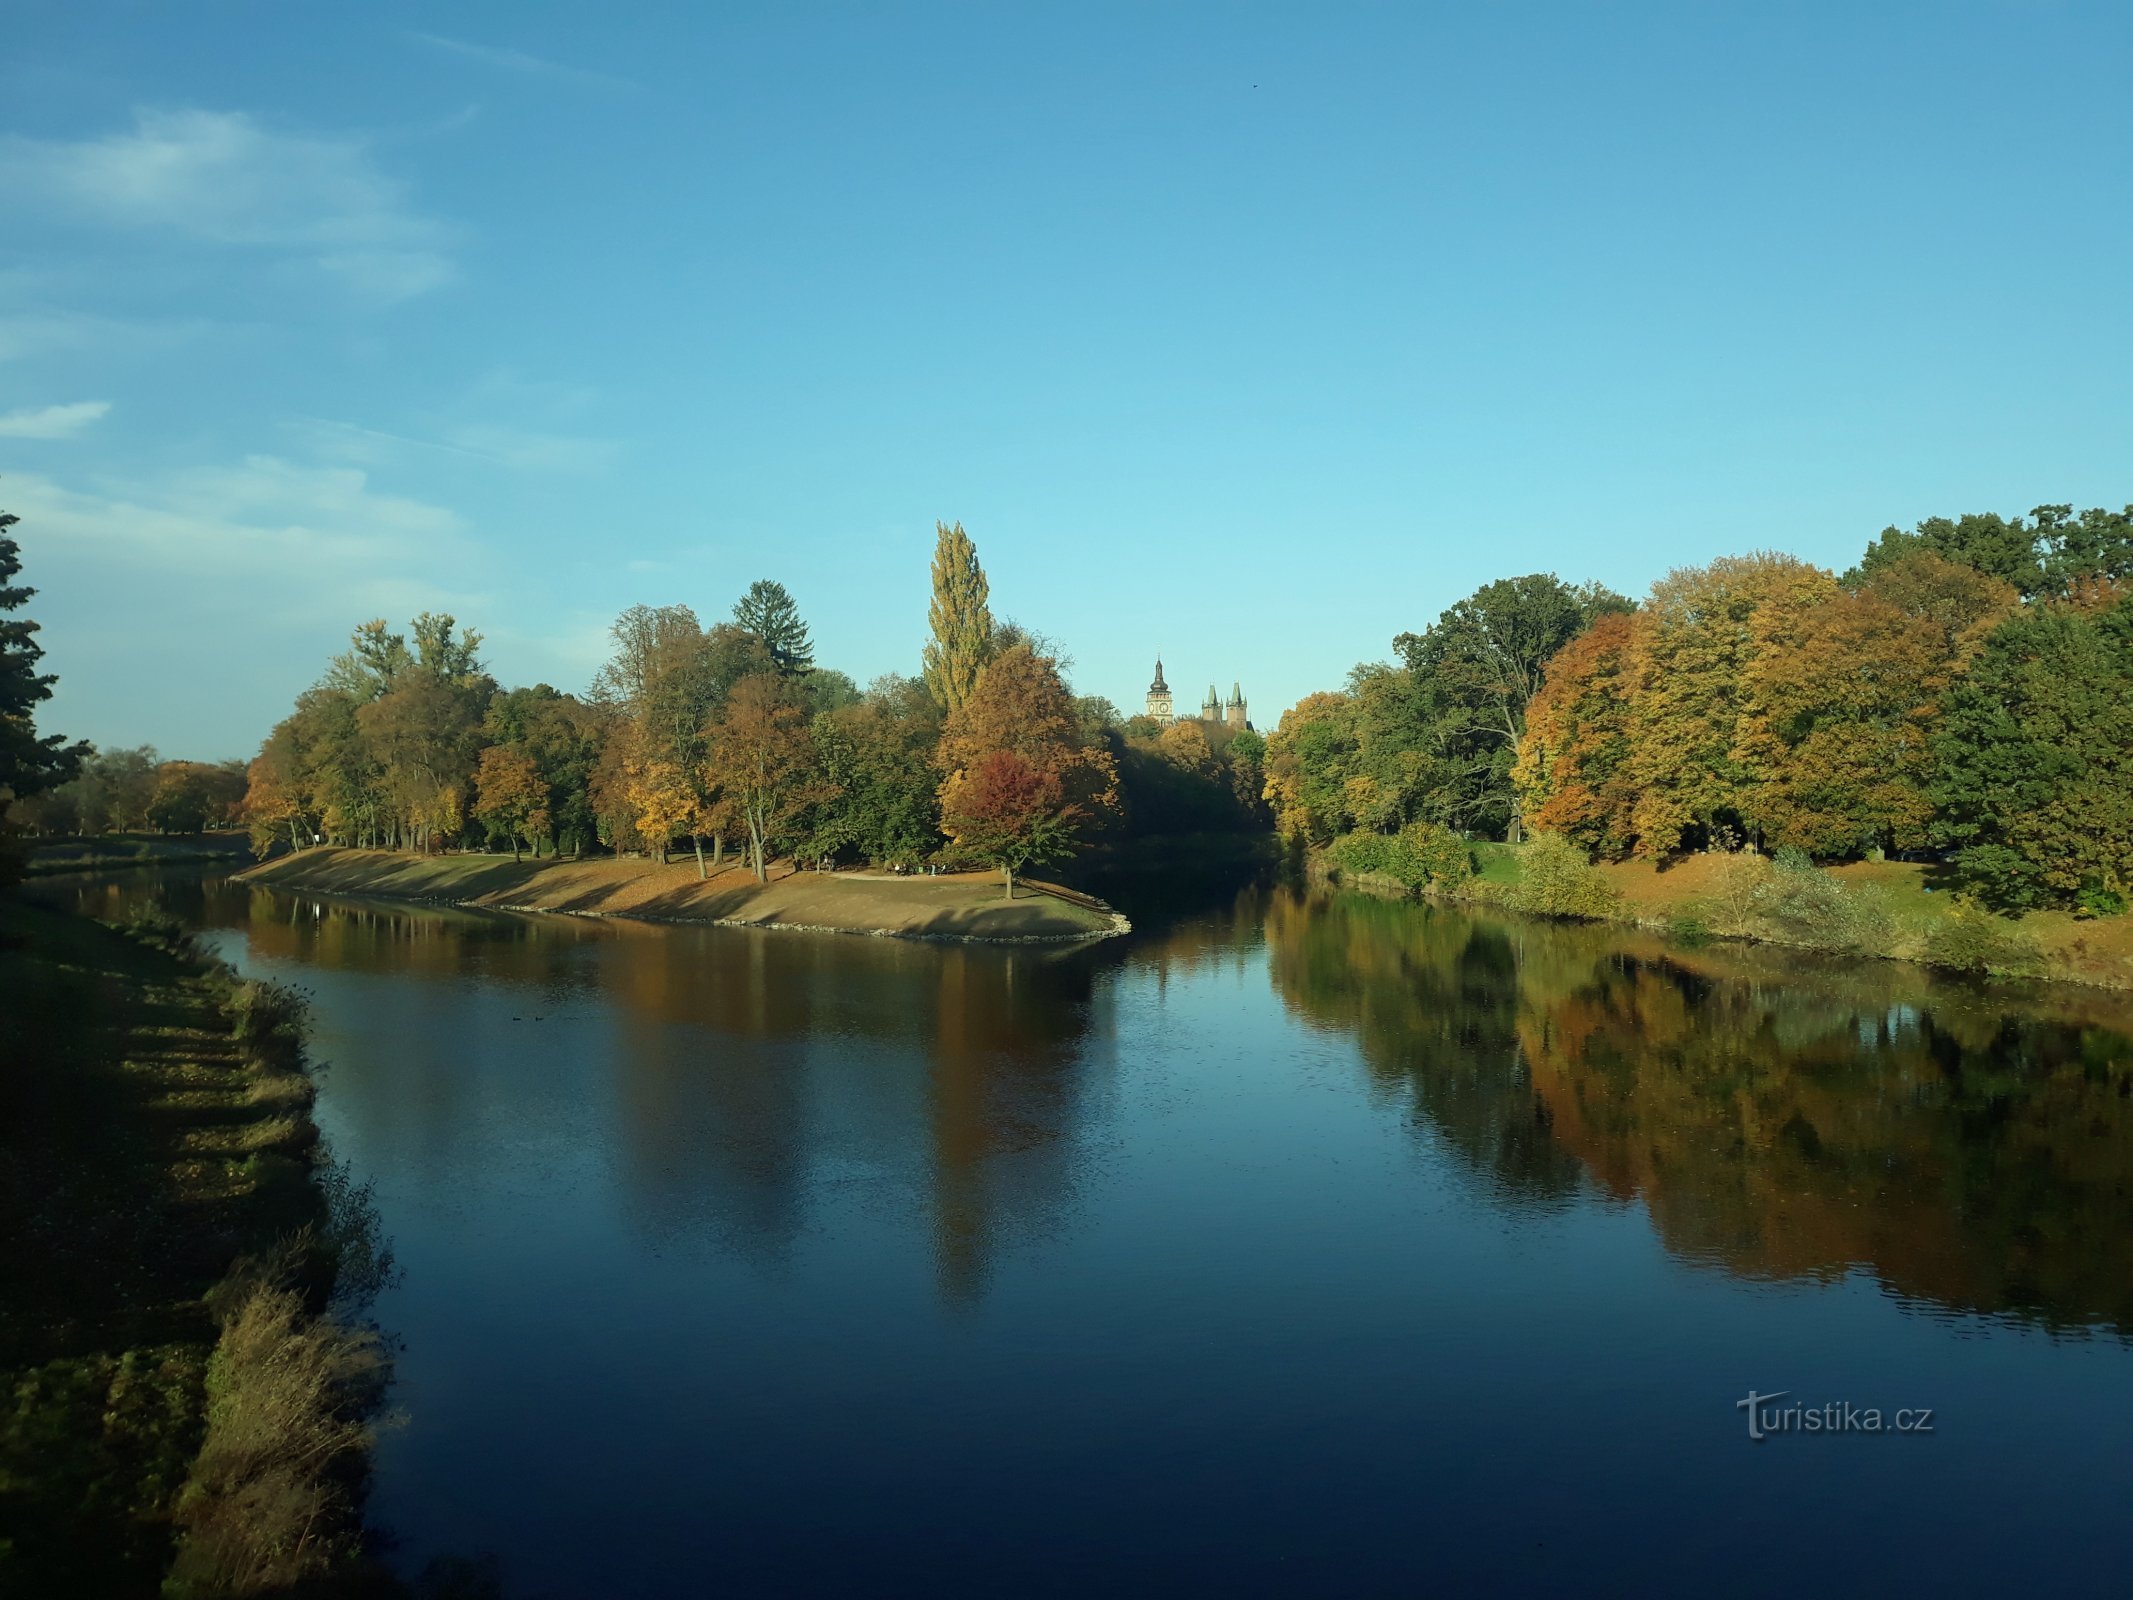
1264,503,2133,914
239,522,1268,894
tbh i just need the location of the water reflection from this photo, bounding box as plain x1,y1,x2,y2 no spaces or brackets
1265,885,2133,1334
41,868,2133,1336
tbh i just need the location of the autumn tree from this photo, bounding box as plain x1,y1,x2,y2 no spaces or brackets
145,760,246,834
1513,610,1642,858
936,643,1117,893
921,520,997,713
943,751,1074,900
1742,552,2016,857
1623,554,1835,856
700,672,831,882
1261,691,1360,844
473,745,549,861
1392,575,1631,840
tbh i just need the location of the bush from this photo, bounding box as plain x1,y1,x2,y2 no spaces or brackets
1751,856,1894,953
2076,880,2128,919
1329,824,1477,894
1511,833,1619,920
1924,906,2043,978
1666,911,1713,947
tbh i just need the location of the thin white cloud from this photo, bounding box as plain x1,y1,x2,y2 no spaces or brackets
0,400,111,439
0,109,457,302
291,415,620,474
410,32,636,90
0,310,212,363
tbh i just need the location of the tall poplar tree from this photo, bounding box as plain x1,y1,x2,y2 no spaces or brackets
921,520,996,713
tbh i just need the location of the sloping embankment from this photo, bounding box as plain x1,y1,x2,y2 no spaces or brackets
240,847,1129,943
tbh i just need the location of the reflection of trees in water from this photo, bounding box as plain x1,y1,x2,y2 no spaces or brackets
1268,887,2133,1335
1262,888,1586,1208
598,925,1109,1301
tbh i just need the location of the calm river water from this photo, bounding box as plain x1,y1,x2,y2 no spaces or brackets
43,870,2133,1597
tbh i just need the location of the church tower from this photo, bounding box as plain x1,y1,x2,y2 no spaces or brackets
1225,682,1247,730
1145,658,1174,725
1203,684,1221,721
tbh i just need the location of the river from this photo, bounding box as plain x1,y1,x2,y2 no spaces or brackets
37,869,2133,1597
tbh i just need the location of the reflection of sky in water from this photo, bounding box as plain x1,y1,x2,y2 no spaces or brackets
45,870,2133,1598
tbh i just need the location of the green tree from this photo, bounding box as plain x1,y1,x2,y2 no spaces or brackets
1849,503,2133,601
732,580,814,675
1391,575,1631,841
807,675,944,867
1930,595,2133,912
920,520,996,713
0,512,89,871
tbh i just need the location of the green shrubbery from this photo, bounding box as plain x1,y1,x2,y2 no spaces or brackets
1327,823,1474,893
1509,833,1620,920
1748,850,1896,954
1923,905,2044,978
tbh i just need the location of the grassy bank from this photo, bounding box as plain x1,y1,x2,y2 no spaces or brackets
242,847,1126,942
1316,836,2133,990
19,831,257,879
0,897,387,1595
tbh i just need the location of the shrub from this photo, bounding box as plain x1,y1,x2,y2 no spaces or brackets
1923,906,2043,979
1511,833,1619,920
1330,824,1478,894
2076,880,2128,919
1666,911,1713,947
1705,852,1774,937
1751,856,1893,953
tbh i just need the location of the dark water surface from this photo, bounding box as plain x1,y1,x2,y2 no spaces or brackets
42,872,2133,1597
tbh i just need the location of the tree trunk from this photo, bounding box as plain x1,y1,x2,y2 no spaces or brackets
1003,863,1014,901
511,836,521,863
694,837,706,880
712,834,723,869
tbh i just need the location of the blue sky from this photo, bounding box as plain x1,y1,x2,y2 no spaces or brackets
4,2,2129,758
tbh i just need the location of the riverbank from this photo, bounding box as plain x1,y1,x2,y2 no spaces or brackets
18,831,256,878
240,847,1128,942
1317,841,2133,991
0,896,384,1595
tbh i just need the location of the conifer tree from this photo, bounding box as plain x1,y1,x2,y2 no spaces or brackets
921,521,995,713
0,511,89,868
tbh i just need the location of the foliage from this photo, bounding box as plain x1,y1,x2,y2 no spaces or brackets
699,672,833,882
732,578,815,674
1930,595,2133,911
472,745,548,860
921,520,996,713
1508,833,1619,920
1327,822,1473,892
1849,502,2133,601
937,643,1118,891
0,512,90,872
1921,905,2044,978
1390,574,1631,840
805,675,946,867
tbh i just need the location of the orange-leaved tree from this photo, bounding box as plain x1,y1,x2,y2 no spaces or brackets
700,672,832,883
473,744,549,862
1513,609,1642,859
936,643,1117,897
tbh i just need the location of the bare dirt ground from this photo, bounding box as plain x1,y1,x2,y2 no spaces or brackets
239,848,1122,941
